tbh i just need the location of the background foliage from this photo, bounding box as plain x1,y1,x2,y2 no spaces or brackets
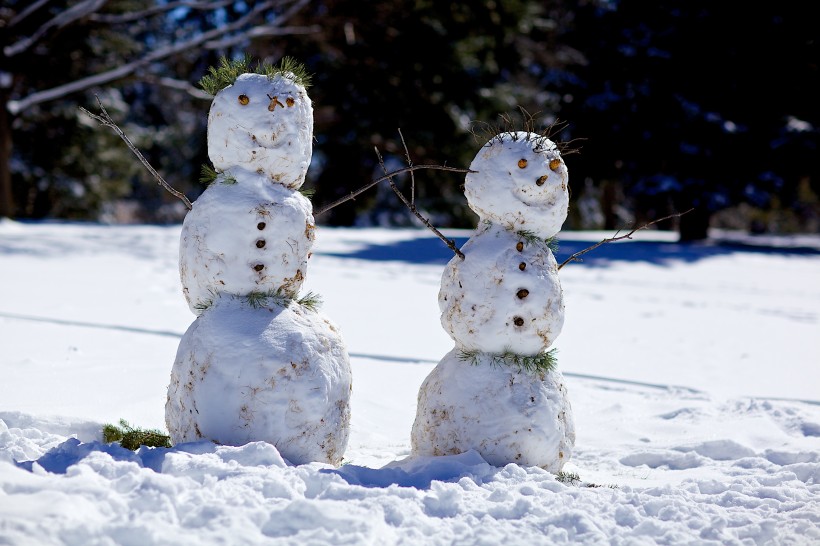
1,0,817,237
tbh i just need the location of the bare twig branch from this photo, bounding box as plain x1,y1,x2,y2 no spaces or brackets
4,0,107,57
140,75,213,100
397,129,415,205
375,146,465,260
88,1,233,24
79,96,192,211
7,0,52,28
313,164,472,217
205,25,321,50
7,0,305,114
556,208,694,270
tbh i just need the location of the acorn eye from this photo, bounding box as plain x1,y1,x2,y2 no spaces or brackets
518,159,528,169
549,158,561,171
286,97,295,107
238,94,250,105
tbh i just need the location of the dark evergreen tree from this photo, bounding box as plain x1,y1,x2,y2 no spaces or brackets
0,1,310,221
561,0,819,239
269,0,578,226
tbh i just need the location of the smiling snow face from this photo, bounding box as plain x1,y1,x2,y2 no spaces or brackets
465,132,569,238
207,73,313,188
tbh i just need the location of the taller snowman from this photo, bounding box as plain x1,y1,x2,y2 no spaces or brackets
411,131,575,473
166,59,352,466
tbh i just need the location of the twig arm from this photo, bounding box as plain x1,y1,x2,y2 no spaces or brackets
375,147,465,260
313,164,471,216
79,96,193,210
556,208,694,270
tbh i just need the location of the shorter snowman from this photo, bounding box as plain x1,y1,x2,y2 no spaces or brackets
411,131,575,472
166,60,351,466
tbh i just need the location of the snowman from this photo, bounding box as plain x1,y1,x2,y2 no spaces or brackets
411,131,575,472
165,63,352,466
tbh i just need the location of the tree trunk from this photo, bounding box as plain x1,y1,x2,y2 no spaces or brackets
0,93,13,219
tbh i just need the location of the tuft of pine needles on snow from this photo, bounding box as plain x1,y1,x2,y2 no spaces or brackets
199,54,312,96
555,470,618,489
102,419,171,451
458,347,558,374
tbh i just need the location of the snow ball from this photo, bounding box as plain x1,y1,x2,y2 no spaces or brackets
411,348,575,473
439,223,564,354
166,296,352,466
207,73,313,188
465,132,569,238
179,171,314,315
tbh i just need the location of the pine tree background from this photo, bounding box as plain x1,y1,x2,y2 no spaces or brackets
2,0,817,237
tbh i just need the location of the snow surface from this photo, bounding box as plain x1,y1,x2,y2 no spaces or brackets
1,219,819,545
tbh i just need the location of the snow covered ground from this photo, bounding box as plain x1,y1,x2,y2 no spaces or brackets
1,219,818,545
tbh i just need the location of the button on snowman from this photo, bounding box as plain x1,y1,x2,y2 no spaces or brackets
411,131,575,472
166,65,352,466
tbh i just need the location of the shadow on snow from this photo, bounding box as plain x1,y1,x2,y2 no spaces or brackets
317,232,820,267
16,437,503,490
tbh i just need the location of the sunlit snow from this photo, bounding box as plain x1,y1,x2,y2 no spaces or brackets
1,220,819,545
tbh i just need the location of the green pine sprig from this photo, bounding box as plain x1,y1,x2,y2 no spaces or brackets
296,291,322,311
246,289,290,309
199,55,312,96
245,288,322,311
199,164,237,186
258,56,312,89
555,470,617,489
458,347,558,374
102,419,171,451
199,54,253,96
199,163,219,185
516,230,559,253
298,187,316,200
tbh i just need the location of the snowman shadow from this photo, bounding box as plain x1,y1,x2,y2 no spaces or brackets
319,233,819,268
318,235,469,265
321,449,502,489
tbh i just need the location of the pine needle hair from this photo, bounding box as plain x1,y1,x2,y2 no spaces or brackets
199,54,313,96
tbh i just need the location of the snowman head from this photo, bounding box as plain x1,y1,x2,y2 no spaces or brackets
465,132,569,238
207,72,313,189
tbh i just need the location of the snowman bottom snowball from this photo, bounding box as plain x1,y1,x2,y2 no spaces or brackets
166,296,352,466
411,348,575,473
